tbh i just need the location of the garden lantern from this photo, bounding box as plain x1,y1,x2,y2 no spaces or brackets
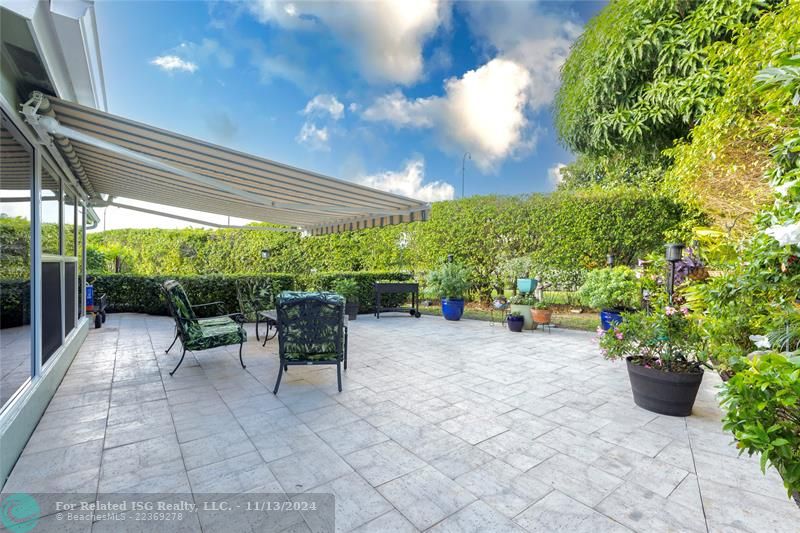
606,253,615,267
665,243,684,303
446,254,454,263
260,249,270,260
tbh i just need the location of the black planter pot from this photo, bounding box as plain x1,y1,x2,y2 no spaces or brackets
626,357,704,417
345,299,359,321
508,317,524,332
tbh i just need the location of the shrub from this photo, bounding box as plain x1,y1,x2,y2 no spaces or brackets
299,271,412,312
331,278,359,300
82,191,691,304
92,271,413,315
92,274,297,316
577,267,640,310
721,353,800,499
426,263,471,300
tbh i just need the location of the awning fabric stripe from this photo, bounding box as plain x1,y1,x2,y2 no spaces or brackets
37,97,429,233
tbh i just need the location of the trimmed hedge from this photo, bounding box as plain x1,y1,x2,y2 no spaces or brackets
84,191,696,302
311,271,412,312
92,274,297,316
91,271,411,316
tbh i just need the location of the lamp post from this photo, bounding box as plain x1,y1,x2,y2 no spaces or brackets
461,152,471,199
606,252,615,268
665,243,684,305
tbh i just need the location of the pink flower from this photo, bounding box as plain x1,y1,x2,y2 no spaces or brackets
615,332,624,340
596,326,604,334
680,306,690,316
665,306,677,316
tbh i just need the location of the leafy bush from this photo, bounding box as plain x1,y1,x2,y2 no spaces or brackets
721,353,800,499
556,0,780,156
426,263,470,300
665,1,800,227
685,49,800,499
92,271,412,315
497,256,533,287
311,271,412,312
92,274,297,316
331,278,359,300
81,191,691,303
577,267,640,310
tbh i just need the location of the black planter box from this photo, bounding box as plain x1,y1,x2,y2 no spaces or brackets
626,357,703,417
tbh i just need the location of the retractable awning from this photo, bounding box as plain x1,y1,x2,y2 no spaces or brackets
20,93,429,234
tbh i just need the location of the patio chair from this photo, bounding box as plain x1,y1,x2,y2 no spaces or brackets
161,285,238,354
236,278,278,346
273,291,346,394
161,280,247,376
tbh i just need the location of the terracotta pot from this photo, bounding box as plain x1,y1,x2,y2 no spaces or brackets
531,308,552,325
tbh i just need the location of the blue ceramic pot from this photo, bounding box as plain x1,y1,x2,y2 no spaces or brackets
600,309,623,331
441,298,465,321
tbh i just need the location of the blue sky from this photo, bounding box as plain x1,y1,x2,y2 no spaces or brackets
93,1,605,229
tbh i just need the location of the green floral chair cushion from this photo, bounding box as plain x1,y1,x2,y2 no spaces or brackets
185,321,247,351
276,291,345,362
274,291,346,393
236,279,275,321
161,280,248,375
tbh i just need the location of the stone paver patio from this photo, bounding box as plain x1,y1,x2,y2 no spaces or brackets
3,313,799,532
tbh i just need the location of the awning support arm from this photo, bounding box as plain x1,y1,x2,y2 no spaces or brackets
99,200,301,232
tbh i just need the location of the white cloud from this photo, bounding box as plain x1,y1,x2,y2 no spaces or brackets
178,38,234,68
361,90,436,127
358,158,454,202
248,0,449,85
463,3,582,109
362,58,533,171
548,163,567,187
150,55,198,73
303,94,345,120
296,122,329,151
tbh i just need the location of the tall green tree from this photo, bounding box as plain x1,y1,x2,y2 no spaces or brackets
556,0,781,158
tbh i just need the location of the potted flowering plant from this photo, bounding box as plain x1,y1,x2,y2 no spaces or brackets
509,293,538,330
507,311,525,332
578,266,640,330
598,302,709,416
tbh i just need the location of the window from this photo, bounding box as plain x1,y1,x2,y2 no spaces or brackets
41,168,60,255
78,203,85,317
0,112,33,410
64,189,76,257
